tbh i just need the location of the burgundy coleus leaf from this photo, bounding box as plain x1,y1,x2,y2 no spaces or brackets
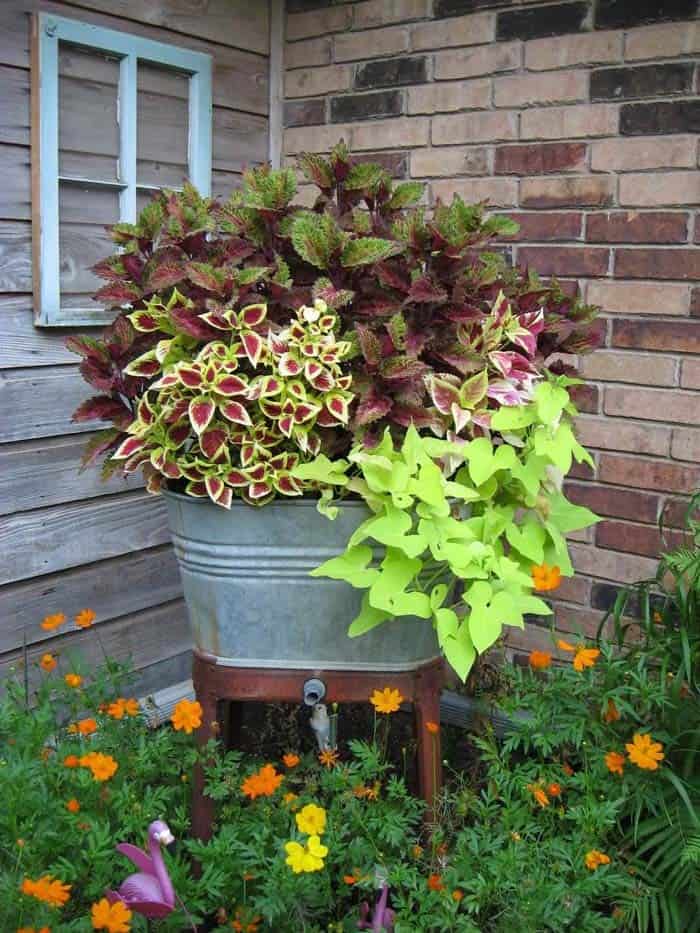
188,396,216,435
178,364,204,389
94,282,142,305
123,352,161,378
204,474,225,502
248,481,274,501
274,472,303,496
379,355,429,382
278,353,302,377
186,480,208,497
241,332,264,367
294,402,320,424
170,306,219,340
123,450,149,474
226,470,249,487
129,310,161,332
219,400,252,426
103,315,136,357
72,395,131,425
166,422,190,448
92,257,123,282
239,303,267,328
79,428,121,469
407,276,448,304
143,254,186,293
221,237,256,263
185,261,225,295
376,262,411,293
200,309,232,330
260,399,283,418
213,484,234,508
325,394,350,424
246,463,267,483
161,459,182,479
353,385,393,427
307,368,334,392
355,324,382,369
65,334,109,361
278,415,294,437
200,427,228,460
425,373,460,415
441,304,483,322
353,297,402,317
215,374,248,396
312,280,355,310
122,255,145,282
78,358,116,393
112,435,147,460
559,321,606,354
391,404,446,436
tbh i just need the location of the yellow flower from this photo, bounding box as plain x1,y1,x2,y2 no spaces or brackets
605,751,625,776
283,792,299,809
75,609,96,629
585,850,610,871
91,897,132,932
40,653,57,672
41,612,66,632
284,834,328,873
282,753,300,768
412,844,423,858
573,646,600,672
64,673,82,688
531,563,561,592
296,803,326,836
318,748,339,768
528,650,552,670
171,699,202,734
21,875,71,907
65,798,80,813
626,733,664,771
370,686,404,714
603,698,620,722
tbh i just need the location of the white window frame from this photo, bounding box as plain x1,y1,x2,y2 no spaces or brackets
31,13,213,327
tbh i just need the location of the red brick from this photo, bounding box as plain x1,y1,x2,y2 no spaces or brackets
691,286,700,317
555,574,591,605
520,176,614,209
614,248,700,280
587,211,689,243
599,453,700,494
570,542,659,584
565,481,659,523
605,387,700,426
518,246,610,277
494,142,587,175
570,383,600,413
575,414,671,454
660,497,695,529
502,212,582,241
597,519,686,557
569,459,597,479
612,319,700,352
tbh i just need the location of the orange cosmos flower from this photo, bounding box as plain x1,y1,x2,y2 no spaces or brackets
63,754,80,768
562,762,574,776
573,646,600,672
412,845,423,858
17,927,50,933
318,748,339,768
452,889,464,902
585,850,610,871
91,897,132,932
527,783,550,808
106,697,138,719
547,782,562,798
603,698,620,723
528,650,552,670
75,609,96,629
531,563,561,592
80,752,118,782
370,686,404,714
343,873,358,885
426,721,440,734
427,874,444,892
282,753,300,768
40,653,57,672
64,673,82,689
171,699,202,734
41,612,66,632
21,875,71,907
65,798,80,813
69,717,97,736
241,763,283,799
557,639,576,652
605,751,625,776
626,733,664,771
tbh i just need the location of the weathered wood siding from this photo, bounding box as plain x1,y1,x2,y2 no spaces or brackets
0,0,270,693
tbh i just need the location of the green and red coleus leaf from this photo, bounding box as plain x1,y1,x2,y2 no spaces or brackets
94,282,142,305
219,400,252,426
72,395,132,426
112,435,148,460
123,351,161,378
188,396,216,435
199,427,228,460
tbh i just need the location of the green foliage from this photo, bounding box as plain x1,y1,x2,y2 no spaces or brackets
296,378,597,681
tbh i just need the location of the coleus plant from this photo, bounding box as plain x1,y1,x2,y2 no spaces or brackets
293,376,599,681
70,145,601,507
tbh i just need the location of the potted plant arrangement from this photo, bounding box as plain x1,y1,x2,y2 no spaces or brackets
70,143,602,680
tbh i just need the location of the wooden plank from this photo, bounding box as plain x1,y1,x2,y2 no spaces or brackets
268,0,284,169
132,649,192,699
59,181,120,224
213,108,268,173
0,2,269,113
0,544,181,652
59,221,114,293
211,169,242,201
0,221,32,291
0,434,143,517
0,144,31,220
0,490,171,584
0,598,192,688
0,296,91,367
0,364,104,441
0,64,29,146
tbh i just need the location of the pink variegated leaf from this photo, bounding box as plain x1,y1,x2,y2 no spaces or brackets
128,310,162,332
274,472,303,496
215,374,248,396
305,361,323,381
200,309,233,330
459,369,489,409
268,328,288,355
293,402,320,424
152,372,179,389
112,436,147,460
451,403,472,434
213,484,233,509
246,463,267,483
200,427,228,460
286,380,306,401
425,373,460,415
186,480,208,497
189,397,216,435
353,386,393,427
226,470,249,487
178,364,204,388
326,394,350,424
205,475,225,502
219,400,252,426
240,444,255,467
94,282,142,305
241,331,264,367
248,481,274,501
123,351,161,378
487,380,526,406
308,369,334,392
239,303,267,327
278,415,294,437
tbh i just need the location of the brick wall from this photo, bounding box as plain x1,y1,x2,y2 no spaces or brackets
283,0,700,658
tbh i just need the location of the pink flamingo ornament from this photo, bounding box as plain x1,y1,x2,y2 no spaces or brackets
106,819,176,918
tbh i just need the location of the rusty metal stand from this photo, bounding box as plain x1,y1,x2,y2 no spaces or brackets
191,649,444,842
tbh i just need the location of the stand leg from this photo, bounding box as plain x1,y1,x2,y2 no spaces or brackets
191,688,219,843
414,681,442,826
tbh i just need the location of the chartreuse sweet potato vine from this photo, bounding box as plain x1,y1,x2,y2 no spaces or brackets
294,375,598,681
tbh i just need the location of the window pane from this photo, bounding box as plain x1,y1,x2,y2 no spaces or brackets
59,181,118,313
58,42,120,182
137,61,189,189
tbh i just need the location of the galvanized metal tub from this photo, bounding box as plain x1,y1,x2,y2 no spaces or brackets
164,491,440,671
